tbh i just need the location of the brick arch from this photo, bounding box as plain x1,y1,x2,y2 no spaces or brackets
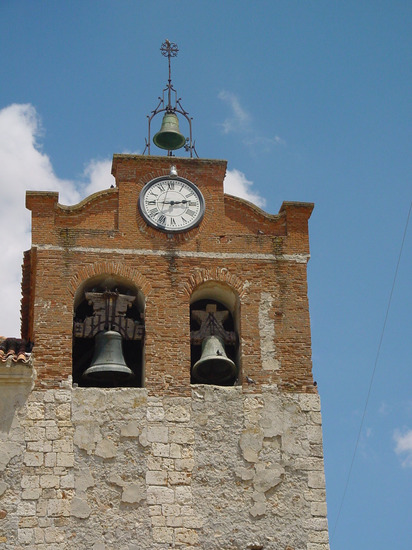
67,261,151,299
182,267,247,298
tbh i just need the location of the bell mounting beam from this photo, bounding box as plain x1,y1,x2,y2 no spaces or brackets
144,39,198,158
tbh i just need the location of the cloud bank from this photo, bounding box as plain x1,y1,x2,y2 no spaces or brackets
0,104,112,336
0,104,266,337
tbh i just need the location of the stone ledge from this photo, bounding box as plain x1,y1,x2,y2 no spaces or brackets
0,359,34,384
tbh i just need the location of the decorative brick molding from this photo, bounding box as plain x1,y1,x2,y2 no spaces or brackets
68,261,152,298
182,267,247,298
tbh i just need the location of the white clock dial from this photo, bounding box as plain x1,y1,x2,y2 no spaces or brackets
139,176,205,233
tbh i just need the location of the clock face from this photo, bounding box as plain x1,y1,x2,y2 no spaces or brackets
138,176,205,233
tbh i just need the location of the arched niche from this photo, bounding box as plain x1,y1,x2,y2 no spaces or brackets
72,274,145,388
190,281,240,386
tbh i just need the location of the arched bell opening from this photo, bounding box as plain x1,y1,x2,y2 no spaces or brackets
190,282,240,386
72,275,145,388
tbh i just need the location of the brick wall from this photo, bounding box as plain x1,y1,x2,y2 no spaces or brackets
24,155,314,395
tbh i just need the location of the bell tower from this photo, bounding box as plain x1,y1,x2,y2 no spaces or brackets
0,41,330,550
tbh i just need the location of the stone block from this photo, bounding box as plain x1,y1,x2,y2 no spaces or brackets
21,475,40,489
162,503,181,516
56,452,74,467
299,394,321,412
55,404,71,420
94,439,117,459
309,530,330,543
175,458,195,471
26,403,45,420
40,475,59,488
182,515,204,529
235,467,255,481
151,514,166,526
170,443,182,458
18,528,34,544
34,527,45,543
75,469,95,491
121,483,145,504
166,515,183,527
19,516,38,527
17,501,36,516
148,505,162,516
152,443,170,457
239,426,264,462
71,497,91,518
120,421,140,437
60,473,75,489
22,489,42,500
53,439,73,453
152,526,174,544
307,425,323,445
45,527,66,543
47,498,70,517
165,405,190,423
25,426,46,441
175,486,192,505
0,441,21,470
146,470,168,486
308,472,326,490
311,501,328,517
147,486,175,505
44,452,57,467
168,471,191,485
250,501,266,517
175,528,199,545
73,423,101,454
168,426,194,444
253,466,284,493
27,440,52,453
23,451,44,467
147,425,168,443
147,406,165,422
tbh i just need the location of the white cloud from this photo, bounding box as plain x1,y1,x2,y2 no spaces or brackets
218,91,284,151
82,158,114,196
0,104,113,337
218,90,251,134
394,428,412,467
224,169,266,209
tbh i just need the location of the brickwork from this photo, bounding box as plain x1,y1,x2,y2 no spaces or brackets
24,155,314,394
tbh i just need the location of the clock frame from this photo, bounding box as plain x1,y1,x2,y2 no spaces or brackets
138,175,205,233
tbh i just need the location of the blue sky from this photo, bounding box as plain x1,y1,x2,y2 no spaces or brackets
0,2,411,548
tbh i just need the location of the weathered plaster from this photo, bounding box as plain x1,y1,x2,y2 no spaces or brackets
0,383,329,549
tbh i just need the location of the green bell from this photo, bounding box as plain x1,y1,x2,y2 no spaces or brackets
153,112,186,151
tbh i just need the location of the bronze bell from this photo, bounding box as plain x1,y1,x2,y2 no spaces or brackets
192,335,237,385
153,112,186,151
82,331,133,383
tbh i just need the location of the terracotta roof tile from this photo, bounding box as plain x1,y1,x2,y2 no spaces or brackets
0,337,33,364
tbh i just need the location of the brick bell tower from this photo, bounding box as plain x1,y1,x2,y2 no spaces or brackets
0,41,330,549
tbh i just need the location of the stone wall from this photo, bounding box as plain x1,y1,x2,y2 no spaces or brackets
0,380,329,550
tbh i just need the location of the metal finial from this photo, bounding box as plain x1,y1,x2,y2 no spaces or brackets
144,40,198,158
160,40,178,110
160,39,179,58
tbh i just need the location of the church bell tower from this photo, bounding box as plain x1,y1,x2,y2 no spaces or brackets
0,41,330,550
